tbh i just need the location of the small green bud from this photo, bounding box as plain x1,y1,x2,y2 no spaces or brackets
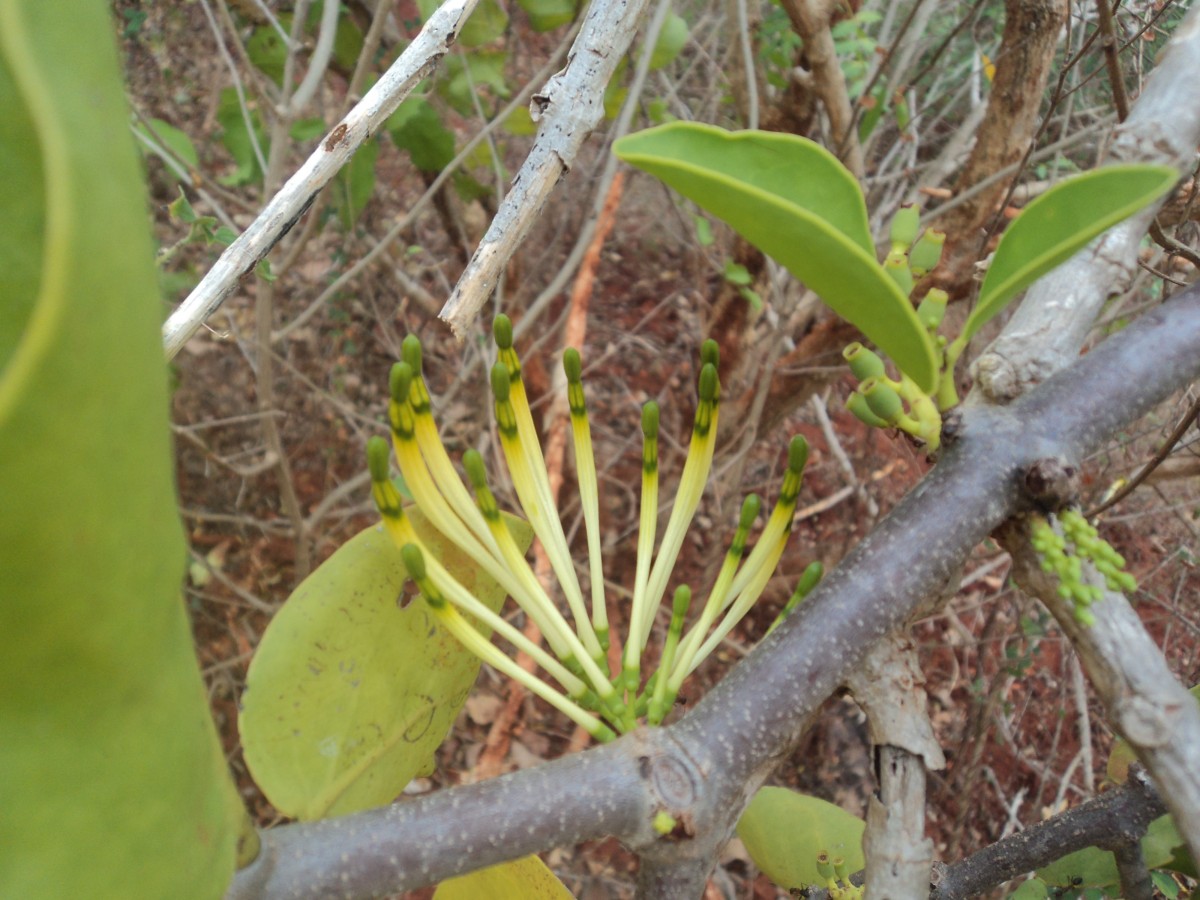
672,585,692,621
788,435,809,473
846,392,889,428
652,811,677,835
698,363,718,402
367,435,392,483
861,377,903,424
917,288,948,332
884,249,914,297
796,561,823,596
701,338,720,370
908,229,946,276
402,334,423,373
843,342,886,381
563,347,583,383
463,448,488,489
389,362,413,403
641,401,659,438
739,493,762,530
889,203,920,251
493,315,513,349
400,543,426,580
490,362,511,402
816,851,835,880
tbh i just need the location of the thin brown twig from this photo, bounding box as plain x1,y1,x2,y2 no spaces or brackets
1086,393,1200,517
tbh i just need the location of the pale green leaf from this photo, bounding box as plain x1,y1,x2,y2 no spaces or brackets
736,787,866,890
650,13,688,70
1039,815,1181,887
434,855,574,899
0,1,242,896
614,124,938,391
963,164,1178,342
517,0,577,31
136,117,200,173
240,511,532,821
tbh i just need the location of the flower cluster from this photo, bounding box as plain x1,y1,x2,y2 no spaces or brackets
1030,509,1137,626
366,316,821,740
816,851,864,899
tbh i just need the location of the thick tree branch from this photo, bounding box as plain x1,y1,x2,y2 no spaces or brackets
160,0,478,360
227,282,1200,900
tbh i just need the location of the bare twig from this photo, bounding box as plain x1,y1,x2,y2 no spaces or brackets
162,0,480,359
437,0,656,335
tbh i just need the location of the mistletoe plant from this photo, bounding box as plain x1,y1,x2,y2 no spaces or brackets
613,123,1179,453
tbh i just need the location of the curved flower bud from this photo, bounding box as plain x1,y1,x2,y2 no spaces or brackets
843,342,886,382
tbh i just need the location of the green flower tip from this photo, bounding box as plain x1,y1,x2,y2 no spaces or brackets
843,342,885,381
700,339,720,370
739,493,762,529
890,203,920,249
389,362,414,403
672,584,692,619
493,314,513,350
698,363,718,402
463,448,488,488
400,543,426,580
642,401,660,438
788,435,809,473
797,561,823,594
917,288,948,330
490,362,512,402
861,377,902,423
401,334,423,373
563,347,583,383
367,435,392,483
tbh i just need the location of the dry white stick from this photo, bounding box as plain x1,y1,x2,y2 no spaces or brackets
161,0,479,360
971,4,1200,401
438,0,655,336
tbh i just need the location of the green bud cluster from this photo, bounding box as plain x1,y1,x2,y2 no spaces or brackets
1030,510,1137,626
841,205,958,452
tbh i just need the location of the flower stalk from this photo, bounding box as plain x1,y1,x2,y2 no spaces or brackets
366,317,819,738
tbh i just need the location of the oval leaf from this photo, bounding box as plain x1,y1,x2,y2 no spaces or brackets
615,123,937,392
1,2,242,895
1038,814,1181,888
964,164,1178,342
433,855,574,899
736,787,866,890
240,511,531,821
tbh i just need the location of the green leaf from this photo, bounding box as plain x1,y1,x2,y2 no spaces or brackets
246,23,287,85
1039,815,1181,887
517,0,578,32
240,511,532,821
441,51,511,116
433,855,574,899
136,117,200,174
419,0,508,45
650,13,688,70
387,97,457,172
216,86,267,186
0,2,242,896
614,123,938,391
963,164,1178,343
1010,877,1050,899
736,787,866,890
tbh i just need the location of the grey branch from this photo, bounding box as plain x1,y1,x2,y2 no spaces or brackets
227,281,1200,900
930,767,1167,899
160,0,479,360
437,0,655,336
971,3,1200,401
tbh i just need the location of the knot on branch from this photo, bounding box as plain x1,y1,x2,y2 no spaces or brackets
1023,457,1079,510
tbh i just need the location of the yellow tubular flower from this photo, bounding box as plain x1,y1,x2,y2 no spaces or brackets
400,543,616,743
367,442,587,699
562,348,609,648
622,401,660,695
722,436,808,607
401,336,503,557
462,449,616,699
638,345,721,647
491,362,604,662
667,493,761,693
